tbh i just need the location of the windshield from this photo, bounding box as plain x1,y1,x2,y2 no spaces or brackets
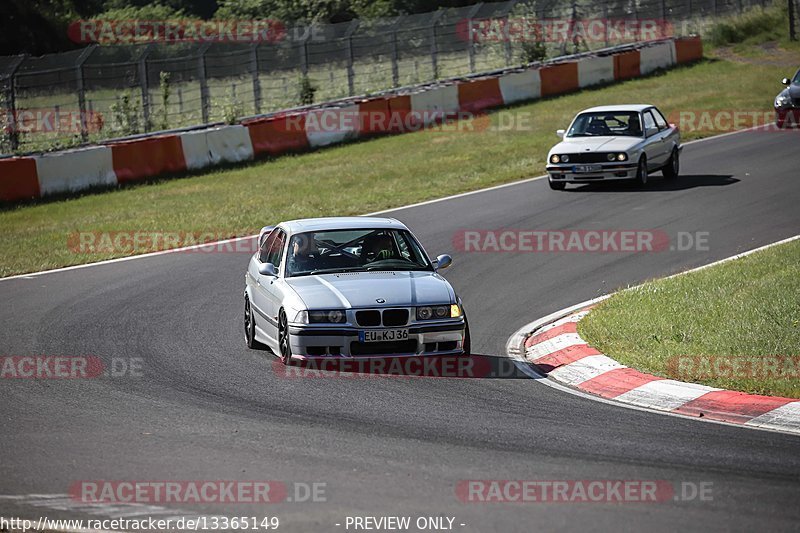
567,112,643,137
286,229,433,277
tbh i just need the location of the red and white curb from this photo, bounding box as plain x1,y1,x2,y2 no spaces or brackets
506,235,800,437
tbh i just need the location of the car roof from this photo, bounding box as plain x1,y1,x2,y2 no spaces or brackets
579,105,655,113
279,217,408,234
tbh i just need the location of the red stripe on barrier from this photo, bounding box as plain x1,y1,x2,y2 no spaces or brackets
530,344,601,372
539,62,579,97
673,390,796,424
614,50,641,80
0,157,40,202
675,36,703,64
358,98,392,136
111,135,186,184
246,114,310,156
458,78,504,114
388,95,413,131
578,367,662,399
525,322,578,347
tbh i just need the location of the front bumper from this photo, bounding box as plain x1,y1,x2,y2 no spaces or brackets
546,162,638,182
287,319,467,359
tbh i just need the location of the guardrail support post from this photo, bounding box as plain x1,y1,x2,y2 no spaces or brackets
2,54,25,152
790,0,797,40
250,43,262,115
137,44,153,132
197,43,212,124
391,16,403,88
75,45,97,143
466,3,484,73
430,11,445,80
345,20,360,97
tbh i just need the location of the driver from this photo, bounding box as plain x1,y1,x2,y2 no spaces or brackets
363,233,395,262
289,234,320,273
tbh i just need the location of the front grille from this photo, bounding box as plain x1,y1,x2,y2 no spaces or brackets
382,309,409,327
351,340,418,356
356,310,381,327
561,153,612,164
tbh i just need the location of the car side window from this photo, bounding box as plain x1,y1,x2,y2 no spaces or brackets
652,108,669,130
259,231,277,263
643,111,657,137
268,230,286,269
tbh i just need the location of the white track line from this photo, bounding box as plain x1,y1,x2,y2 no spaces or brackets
0,121,762,283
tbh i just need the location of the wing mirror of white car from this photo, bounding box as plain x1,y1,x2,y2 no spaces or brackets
434,254,453,271
781,77,790,86
258,262,278,277
556,129,566,138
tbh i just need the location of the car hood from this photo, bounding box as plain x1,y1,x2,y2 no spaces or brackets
285,271,455,309
550,136,641,154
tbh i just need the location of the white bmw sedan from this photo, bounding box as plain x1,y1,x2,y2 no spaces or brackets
244,217,469,364
546,105,681,190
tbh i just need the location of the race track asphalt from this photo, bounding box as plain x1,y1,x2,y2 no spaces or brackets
1,128,799,532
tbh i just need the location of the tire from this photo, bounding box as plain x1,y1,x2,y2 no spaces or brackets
635,156,648,186
462,317,471,355
244,296,265,349
549,179,566,191
278,309,293,365
663,149,679,180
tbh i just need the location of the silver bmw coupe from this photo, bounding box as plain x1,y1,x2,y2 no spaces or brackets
244,217,469,364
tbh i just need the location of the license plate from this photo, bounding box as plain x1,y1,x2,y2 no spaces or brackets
359,329,409,343
573,164,602,173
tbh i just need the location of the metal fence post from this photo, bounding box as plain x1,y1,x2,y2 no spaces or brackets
300,32,310,76
75,45,97,143
466,3,484,73
197,42,212,124
3,55,25,152
501,0,519,67
430,11,445,80
790,0,797,40
345,20,360,97
391,16,403,88
661,0,667,20
250,43,262,115
137,44,153,132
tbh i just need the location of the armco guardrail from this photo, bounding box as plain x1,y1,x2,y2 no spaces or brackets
0,36,702,204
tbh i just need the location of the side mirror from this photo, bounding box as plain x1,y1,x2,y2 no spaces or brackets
556,129,566,138
781,77,790,86
434,254,453,271
258,262,277,277
645,126,659,138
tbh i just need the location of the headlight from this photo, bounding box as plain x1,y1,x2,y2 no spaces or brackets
298,310,347,324
550,154,560,164
417,305,451,320
607,153,615,161
561,154,570,163
617,153,628,161
450,304,463,318
775,94,791,107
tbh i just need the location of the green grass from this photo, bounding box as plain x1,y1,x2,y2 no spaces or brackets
579,240,800,399
0,43,792,278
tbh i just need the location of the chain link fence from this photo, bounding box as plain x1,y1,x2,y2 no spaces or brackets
0,0,782,155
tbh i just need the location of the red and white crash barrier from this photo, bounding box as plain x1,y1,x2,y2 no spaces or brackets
0,37,703,203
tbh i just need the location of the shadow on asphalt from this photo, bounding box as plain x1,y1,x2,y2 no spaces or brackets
566,174,739,193
271,354,531,379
